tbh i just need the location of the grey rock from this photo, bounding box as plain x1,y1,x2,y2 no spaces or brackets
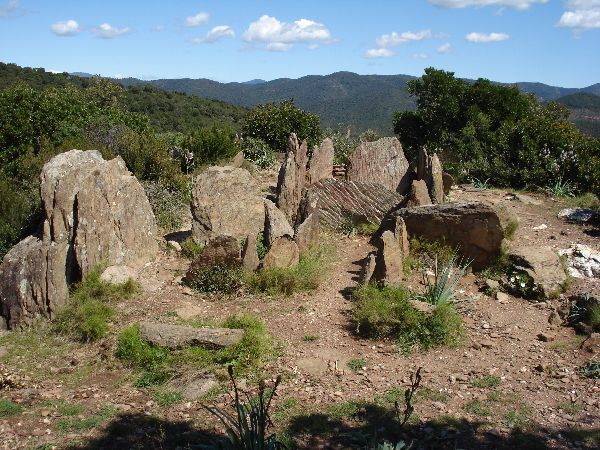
442,172,454,196
558,208,599,224
295,212,320,255
509,246,568,298
405,179,432,207
242,233,260,271
558,244,600,278
394,216,410,255
375,230,403,286
264,199,294,247
100,266,137,285
360,252,377,285
139,321,244,349
185,236,241,283
307,138,334,185
276,134,304,225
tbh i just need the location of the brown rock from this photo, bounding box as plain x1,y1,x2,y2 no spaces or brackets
295,212,320,255
184,236,241,283
347,137,411,193
396,202,504,270
429,154,444,204
242,234,260,271
508,246,568,298
360,252,377,285
191,166,264,245
442,172,454,195
276,133,305,224
375,230,403,286
394,216,410,255
262,236,300,269
139,321,244,349
307,138,334,185
264,199,294,247
405,180,432,207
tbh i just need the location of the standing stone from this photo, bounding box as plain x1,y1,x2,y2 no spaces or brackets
276,134,302,224
429,154,444,204
417,147,429,182
297,139,308,187
191,166,264,245
405,180,432,207
307,138,334,185
375,231,403,286
184,236,241,283
442,172,454,196
264,199,294,247
360,252,377,285
262,236,300,269
347,137,411,194
394,216,410,256
295,212,320,255
242,234,260,271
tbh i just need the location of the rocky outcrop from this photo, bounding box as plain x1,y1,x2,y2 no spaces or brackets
295,212,320,255
307,138,334,185
0,150,158,329
375,230,404,286
191,166,264,245
442,172,454,196
139,322,244,350
509,246,568,298
404,180,432,207
303,179,403,229
264,199,294,247
262,236,300,269
347,137,411,193
242,234,260,271
395,202,504,270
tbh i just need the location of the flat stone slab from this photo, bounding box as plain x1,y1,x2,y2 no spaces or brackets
139,321,244,350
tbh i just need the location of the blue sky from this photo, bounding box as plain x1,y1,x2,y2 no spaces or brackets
0,0,599,87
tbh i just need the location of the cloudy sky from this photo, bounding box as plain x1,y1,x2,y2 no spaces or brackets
0,0,598,87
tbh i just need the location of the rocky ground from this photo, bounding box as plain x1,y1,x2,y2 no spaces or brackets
0,184,599,450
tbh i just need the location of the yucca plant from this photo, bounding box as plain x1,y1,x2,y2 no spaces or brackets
544,176,575,198
420,253,470,305
204,366,286,450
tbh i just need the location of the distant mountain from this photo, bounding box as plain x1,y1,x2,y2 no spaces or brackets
117,71,599,135
555,92,600,137
69,72,94,78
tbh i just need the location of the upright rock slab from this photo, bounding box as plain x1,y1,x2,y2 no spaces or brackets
348,137,411,194
375,230,403,286
405,180,432,207
0,150,158,329
264,199,294,247
307,138,334,185
242,233,260,271
394,216,410,256
185,235,241,282
263,236,300,269
417,148,444,204
276,134,303,224
295,212,320,255
396,202,504,270
191,166,264,245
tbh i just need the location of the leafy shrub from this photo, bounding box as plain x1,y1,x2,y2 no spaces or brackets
347,358,367,373
325,128,358,168
180,237,204,259
142,180,190,232
421,302,464,349
53,266,140,342
409,237,455,268
182,124,240,168
256,231,268,260
241,136,277,169
242,100,322,152
186,265,243,294
154,389,183,407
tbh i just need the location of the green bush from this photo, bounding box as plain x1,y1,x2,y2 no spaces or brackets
53,266,140,342
142,180,190,232
324,128,359,168
241,136,277,169
186,265,243,294
180,237,204,259
182,124,240,168
419,253,470,305
242,100,322,152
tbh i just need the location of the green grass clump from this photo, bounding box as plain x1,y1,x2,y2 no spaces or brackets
463,399,491,417
419,253,470,305
351,284,463,353
503,406,531,430
217,314,273,372
116,324,172,387
417,388,449,403
347,358,367,373
565,192,600,210
302,335,319,342
180,237,203,259
410,237,455,267
245,240,333,296
470,375,501,389
504,219,519,240
326,400,367,420
0,398,22,417
186,265,243,294
590,303,600,332
53,266,140,342
558,402,581,416
153,389,183,407
55,405,118,432
42,399,86,416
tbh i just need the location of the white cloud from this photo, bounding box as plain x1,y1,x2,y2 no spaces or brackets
51,19,81,36
184,12,209,27
153,25,166,32
437,42,452,53
192,25,235,43
413,52,430,59
365,48,395,58
558,0,600,31
375,29,432,47
465,31,510,42
429,0,547,9
243,15,332,51
0,0,19,17
92,23,130,39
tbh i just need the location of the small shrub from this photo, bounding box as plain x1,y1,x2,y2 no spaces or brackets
469,177,491,190
566,193,600,210
53,266,140,342
218,315,273,372
347,358,367,373
326,400,367,420
302,335,319,342
590,303,600,332
142,180,190,232
544,176,575,198
422,302,464,349
242,137,277,169
0,398,22,417
186,265,243,294
463,399,491,417
558,401,581,415
419,254,470,305
504,219,519,240
154,389,183,407
409,237,455,267
503,406,531,429
256,231,268,260
578,360,600,379
470,375,501,388
180,237,203,259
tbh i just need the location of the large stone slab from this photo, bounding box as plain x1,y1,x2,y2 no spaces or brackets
262,236,300,269
191,166,264,245
184,235,241,283
348,137,411,194
396,202,504,270
276,134,304,225
264,199,294,247
303,178,403,230
295,212,320,255
139,322,244,350
375,230,403,286
307,138,334,185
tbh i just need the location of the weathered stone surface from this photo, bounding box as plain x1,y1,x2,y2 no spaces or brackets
1,150,158,329
276,134,303,224
394,216,410,255
175,303,204,320
396,202,504,270
242,233,260,271
405,180,432,207
176,373,218,401
429,154,444,204
262,236,300,269
264,199,294,247
559,244,600,279
100,266,137,285
375,231,403,285
509,246,568,297
139,322,244,350
191,166,264,245
442,172,454,196
185,236,241,282
360,252,377,285
303,179,403,229
347,137,411,193
558,208,599,224
308,138,334,185
228,151,245,168
295,212,320,255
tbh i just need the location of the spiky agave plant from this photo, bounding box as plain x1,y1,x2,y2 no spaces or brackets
420,253,471,305
204,366,286,450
